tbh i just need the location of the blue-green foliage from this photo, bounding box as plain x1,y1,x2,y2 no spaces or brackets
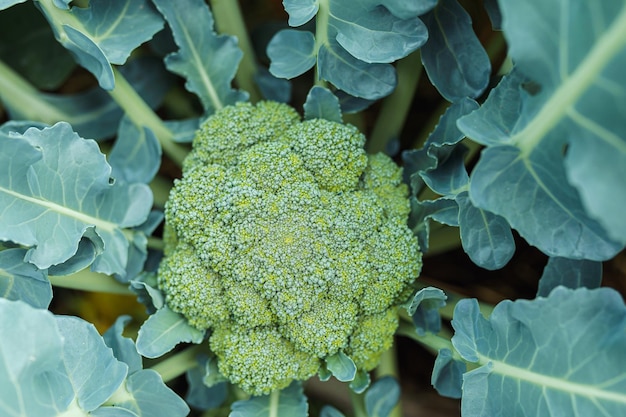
136,306,205,358
269,0,429,100
431,348,464,399
35,0,163,90
151,0,248,115
230,382,308,417
325,351,357,382
537,257,602,297
0,248,51,308
420,0,491,102
185,357,228,410
405,286,446,335
403,98,515,270
0,298,189,417
458,0,626,258
365,376,400,417
452,286,626,417
303,86,343,122
0,122,152,277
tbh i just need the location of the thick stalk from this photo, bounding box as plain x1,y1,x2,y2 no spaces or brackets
375,347,402,417
149,345,204,383
350,390,369,417
108,68,188,166
367,51,423,154
268,389,280,417
314,0,330,88
49,269,133,295
0,59,65,122
209,0,261,102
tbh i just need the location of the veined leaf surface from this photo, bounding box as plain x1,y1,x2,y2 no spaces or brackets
0,122,152,276
452,287,626,417
459,0,626,258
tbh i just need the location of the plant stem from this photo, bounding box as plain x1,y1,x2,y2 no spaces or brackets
147,236,165,251
350,390,368,417
209,0,261,102
150,344,204,383
367,50,423,154
268,389,280,417
0,59,65,122
397,320,464,361
49,269,133,295
108,67,188,166
375,347,402,417
314,0,330,88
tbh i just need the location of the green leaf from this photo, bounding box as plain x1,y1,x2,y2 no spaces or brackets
537,257,602,297
109,116,162,185
325,351,357,382
318,39,396,100
0,0,25,11
0,1,75,89
107,369,190,417
283,0,318,26
152,0,248,114
452,287,626,416
303,86,342,123
459,0,626,254
36,0,164,90
364,376,400,417
103,315,143,375
456,192,515,270
268,29,317,79
320,405,346,417
0,248,51,308
230,382,308,417
431,348,464,398
185,357,228,410
405,286,446,335
421,0,491,102
136,306,205,358
56,316,128,411
331,0,427,64
469,143,621,260
0,123,152,276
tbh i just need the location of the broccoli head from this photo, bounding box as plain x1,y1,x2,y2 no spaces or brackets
158,101,422,395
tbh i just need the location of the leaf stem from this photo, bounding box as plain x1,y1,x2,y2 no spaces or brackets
350,390,368,417
49,269,133,295
268,389,280,417
209,0,261,102
149,344,204,383
108,67,188,166
375,347,402,417
367,51,423,154
314,0,330,88
396,320,464,362
0,59,64,122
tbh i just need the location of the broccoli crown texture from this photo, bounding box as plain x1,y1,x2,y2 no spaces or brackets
158,101,422,395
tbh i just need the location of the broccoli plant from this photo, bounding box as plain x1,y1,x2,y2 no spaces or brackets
0,0,625,417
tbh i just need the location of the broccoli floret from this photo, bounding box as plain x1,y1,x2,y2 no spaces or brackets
158,101,422,395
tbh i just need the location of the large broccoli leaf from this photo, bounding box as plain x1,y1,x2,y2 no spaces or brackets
0,247,51,308
0,122,152,277
151,0,248,115
451,286,626,416
0,299,189,417
35,0,164,90
269,0,429,100
420,0,491,102
458,0,626,258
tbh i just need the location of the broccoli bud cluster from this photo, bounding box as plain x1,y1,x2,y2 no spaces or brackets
158,101,422,395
